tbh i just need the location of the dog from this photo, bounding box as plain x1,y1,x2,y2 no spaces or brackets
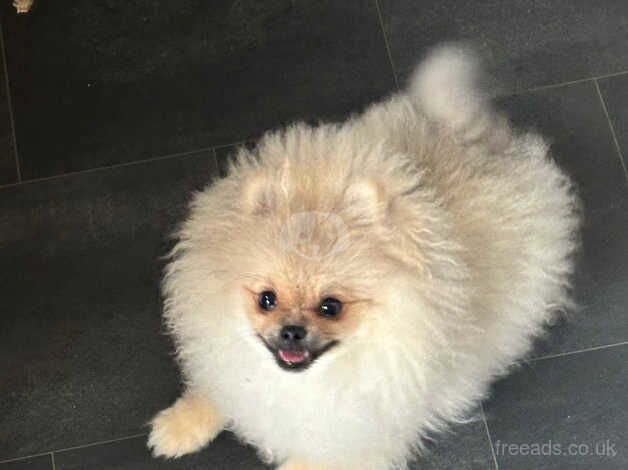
147,45,580,469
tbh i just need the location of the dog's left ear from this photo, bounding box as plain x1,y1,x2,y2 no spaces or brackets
342,179,387,222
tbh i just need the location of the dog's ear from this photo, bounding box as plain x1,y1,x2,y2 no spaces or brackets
240,160,292,214
240,174,271,214
342,179,387,223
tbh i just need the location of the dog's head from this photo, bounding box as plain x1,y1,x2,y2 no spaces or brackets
172,130,458,374
223,135,443,372
236,174,389,372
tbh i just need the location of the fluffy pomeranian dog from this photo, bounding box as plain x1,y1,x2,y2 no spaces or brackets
148,45,579,469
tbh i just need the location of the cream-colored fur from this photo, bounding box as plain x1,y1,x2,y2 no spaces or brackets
148,392,225,458
13,0,33,13
148,45,579,469
278,461,331,470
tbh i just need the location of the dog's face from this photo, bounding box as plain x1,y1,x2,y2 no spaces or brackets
243,271,372,371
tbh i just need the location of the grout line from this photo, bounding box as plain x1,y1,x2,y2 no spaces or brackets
523,76,596,94
481,404,499,470
374,0,399,90
523,68,628,94
0,145,219,190
50,452,56,470
0,452,51,465
0,139,251,191
589,67,628,81
0,18,21,182
211,147,219,175
213,140,248,151
594,79,628,180
0,432,147,464
52,432,147,455
530,340,628,362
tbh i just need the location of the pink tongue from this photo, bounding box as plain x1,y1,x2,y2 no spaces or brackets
279,350,308,363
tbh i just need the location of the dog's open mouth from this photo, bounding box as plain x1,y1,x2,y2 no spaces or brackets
258,336,338,372
278,349,310,365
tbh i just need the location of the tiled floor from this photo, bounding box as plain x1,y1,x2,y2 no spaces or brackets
0,1,626,469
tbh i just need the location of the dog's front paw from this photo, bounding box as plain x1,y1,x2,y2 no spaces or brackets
148,393,225,458
13,0,34,13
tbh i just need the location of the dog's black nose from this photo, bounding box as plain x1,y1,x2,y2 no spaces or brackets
279,325,307,343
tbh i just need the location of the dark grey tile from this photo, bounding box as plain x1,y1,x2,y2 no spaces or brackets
535,198,628,356
0,25,17,185
500,81,627,212
54,434,268,470
0,0,395,180
0,455,52,470
0,151,218,459
410,419,496,470
497,82,628,355
379,0,628,90
598,73,628,177
484,345,628,469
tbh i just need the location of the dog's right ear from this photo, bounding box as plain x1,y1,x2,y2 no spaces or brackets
240,159,292,214
241,174,273,215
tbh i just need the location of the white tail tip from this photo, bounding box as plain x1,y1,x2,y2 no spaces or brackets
409,44,488,131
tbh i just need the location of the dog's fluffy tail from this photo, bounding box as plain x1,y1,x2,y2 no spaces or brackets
409,44,511,149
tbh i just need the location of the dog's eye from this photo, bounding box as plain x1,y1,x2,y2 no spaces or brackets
258,290,277,311
319,297,342,317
